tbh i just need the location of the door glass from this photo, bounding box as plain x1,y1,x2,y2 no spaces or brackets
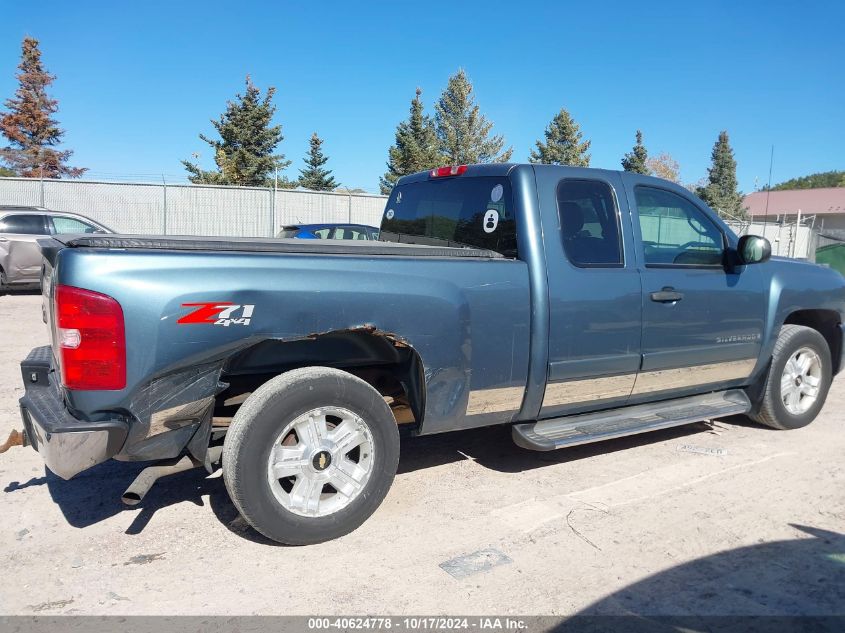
0,214,45,235
557,179,623,266
312,228,331,239
51,216,97,234
635,187,724,266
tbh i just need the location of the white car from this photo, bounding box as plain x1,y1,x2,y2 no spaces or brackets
0,206,112,292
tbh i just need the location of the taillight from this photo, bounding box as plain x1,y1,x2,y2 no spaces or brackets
55,285,126,390
429,165,467,178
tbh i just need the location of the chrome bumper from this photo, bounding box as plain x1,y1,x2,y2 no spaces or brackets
19,346,128,480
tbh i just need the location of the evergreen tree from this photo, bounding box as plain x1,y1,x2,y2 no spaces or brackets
434,69,512,164
298,132,337,191
380,88,441,194
696,131,746,219
0,37,85,178
621,130,649,174
182,75,289,186
529,108,590,166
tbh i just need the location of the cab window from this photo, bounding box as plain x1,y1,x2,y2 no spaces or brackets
556,179,623,266
634,187,724,266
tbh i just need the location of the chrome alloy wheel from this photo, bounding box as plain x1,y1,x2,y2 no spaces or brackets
266,406,375,517
780,346,822,415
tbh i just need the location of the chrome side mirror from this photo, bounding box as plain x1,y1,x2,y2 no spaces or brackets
737,235,771,265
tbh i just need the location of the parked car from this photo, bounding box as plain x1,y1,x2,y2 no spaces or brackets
276,223,380,240
0,206,112,292
9,164,845,546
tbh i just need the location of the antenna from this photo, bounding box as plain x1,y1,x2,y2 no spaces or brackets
763,145,774,229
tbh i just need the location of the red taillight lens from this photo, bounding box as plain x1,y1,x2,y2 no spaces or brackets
429,165,468,178
55,285,126,390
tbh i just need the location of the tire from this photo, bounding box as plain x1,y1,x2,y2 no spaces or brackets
0,268,7,295
750,325,832,430
223,366,400,545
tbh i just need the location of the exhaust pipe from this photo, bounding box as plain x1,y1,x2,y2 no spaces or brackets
121,446,223,506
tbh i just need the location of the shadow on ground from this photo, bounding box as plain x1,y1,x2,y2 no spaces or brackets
3,416,741,545
575,525,845,620
0,288,41,297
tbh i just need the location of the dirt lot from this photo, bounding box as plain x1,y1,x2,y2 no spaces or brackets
0,291,843,617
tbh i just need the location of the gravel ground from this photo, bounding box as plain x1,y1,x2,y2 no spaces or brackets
0,292,843,617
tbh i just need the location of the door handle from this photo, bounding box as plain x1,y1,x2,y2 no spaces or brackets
650,287,684,303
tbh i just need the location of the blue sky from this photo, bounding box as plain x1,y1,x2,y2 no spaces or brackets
1,1,842,193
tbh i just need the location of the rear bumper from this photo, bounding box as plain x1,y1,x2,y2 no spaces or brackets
18,346,128,480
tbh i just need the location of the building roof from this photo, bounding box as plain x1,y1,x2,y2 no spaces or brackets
744,188,845,217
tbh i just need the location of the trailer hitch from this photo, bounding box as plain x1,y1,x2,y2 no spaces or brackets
0,429,27,454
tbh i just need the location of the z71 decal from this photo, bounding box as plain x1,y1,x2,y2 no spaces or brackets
177,302,255,327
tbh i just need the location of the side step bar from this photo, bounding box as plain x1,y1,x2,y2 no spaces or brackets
513,390,751,451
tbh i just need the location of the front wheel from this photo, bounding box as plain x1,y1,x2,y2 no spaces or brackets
222,367,400,545
751,325,833,430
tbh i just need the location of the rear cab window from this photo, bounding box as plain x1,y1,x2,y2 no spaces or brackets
380,176,517,257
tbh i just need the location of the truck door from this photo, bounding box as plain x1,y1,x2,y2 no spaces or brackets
535,167,642,419
622,177,766,400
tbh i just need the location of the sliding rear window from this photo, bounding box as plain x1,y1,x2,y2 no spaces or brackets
380,176,517,257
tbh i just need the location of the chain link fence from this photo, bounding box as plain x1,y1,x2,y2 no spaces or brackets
0,177,387,237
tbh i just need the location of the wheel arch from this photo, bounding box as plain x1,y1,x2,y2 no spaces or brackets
218,327,426,430
783,309,842,374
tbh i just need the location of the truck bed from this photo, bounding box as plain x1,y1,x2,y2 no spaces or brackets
54,234,503,259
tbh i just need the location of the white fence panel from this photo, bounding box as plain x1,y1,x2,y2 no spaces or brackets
167,184,272,237
0,178,42,208
43,179,165,234
0,177,387,238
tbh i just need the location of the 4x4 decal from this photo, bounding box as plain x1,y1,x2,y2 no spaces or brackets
177,302,255,327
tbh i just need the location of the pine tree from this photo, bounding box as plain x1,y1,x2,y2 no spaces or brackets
696,131,746,219
529,108,590,166
380,88,441,194
182,75,289,186
621,130,649,174
434,69,512,164
0,37,85,178
298,132,337,191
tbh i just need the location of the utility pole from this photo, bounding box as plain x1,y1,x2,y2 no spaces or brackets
162,175,168,235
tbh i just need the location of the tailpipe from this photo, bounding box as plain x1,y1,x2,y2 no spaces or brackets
121,454,201,506
121,446,223,506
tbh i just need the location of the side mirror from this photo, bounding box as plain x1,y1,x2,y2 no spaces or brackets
737,235,771,265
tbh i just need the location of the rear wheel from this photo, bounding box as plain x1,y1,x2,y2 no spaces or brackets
223,367,400,545
0,268,7,295
751,325,832,430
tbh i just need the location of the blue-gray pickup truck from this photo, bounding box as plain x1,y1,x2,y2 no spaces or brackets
8,164,845,545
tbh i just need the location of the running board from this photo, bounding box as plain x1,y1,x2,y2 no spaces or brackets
513,390,751,451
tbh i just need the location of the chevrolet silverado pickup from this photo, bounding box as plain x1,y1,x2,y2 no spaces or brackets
8,164,845,545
